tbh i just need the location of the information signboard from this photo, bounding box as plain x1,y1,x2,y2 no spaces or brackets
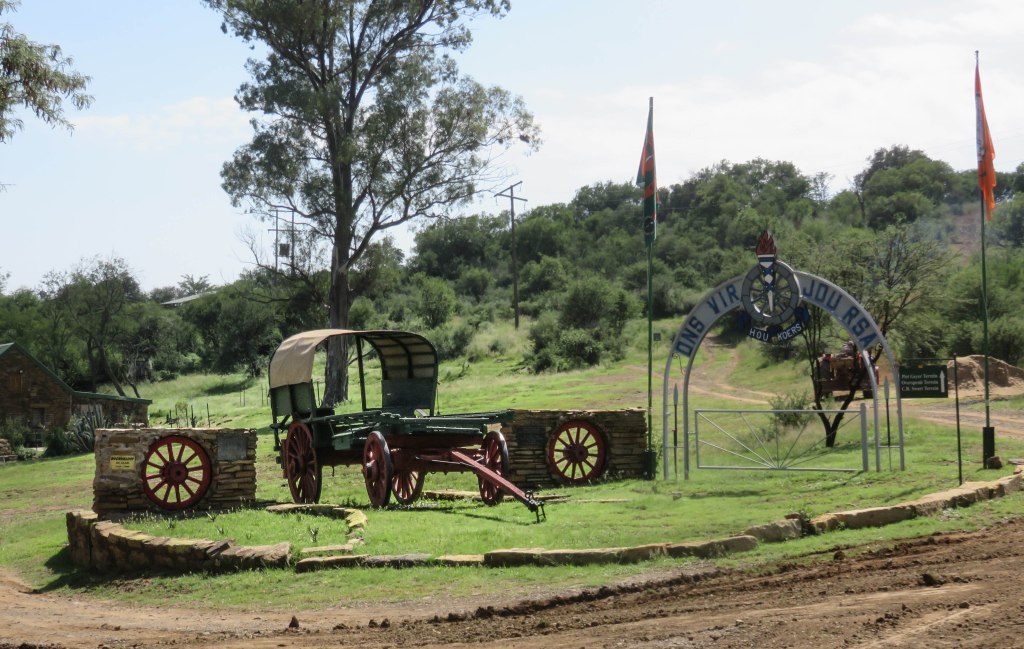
899,365,948,398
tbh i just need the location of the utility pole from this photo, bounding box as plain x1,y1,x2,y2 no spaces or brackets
267,209,290,275
496,182,527,329
267,209,305,277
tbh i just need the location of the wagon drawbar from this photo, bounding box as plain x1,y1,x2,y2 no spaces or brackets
268,329,545,520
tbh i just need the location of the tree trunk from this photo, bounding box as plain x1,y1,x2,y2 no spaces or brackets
98,347,126,397
322,116,354,409
322,254,350,408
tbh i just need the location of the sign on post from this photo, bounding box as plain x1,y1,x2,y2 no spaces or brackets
899,365,948,398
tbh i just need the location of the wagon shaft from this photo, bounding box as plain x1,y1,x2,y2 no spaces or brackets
448,448,546,521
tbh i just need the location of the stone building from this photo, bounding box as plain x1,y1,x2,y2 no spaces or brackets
0,342,151,437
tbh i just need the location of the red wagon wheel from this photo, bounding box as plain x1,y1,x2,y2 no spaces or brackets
142,435,211,510
547,420,607,485
363,431,393,508
283,421,321,504
478,430,510,506
391,469,425,506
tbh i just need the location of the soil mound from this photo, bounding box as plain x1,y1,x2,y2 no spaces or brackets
949,355,1024,391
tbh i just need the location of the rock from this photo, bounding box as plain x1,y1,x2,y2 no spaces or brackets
744,519,802,542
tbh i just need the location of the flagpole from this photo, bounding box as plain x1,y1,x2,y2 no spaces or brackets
637,96,657,479
645,97,655,479
980,186,994,461
647,223,654,465
976,51,995,465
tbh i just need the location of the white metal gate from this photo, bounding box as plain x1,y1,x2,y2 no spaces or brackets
692,403,869,473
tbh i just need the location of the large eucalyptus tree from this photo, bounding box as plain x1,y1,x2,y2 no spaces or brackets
207,0,538,404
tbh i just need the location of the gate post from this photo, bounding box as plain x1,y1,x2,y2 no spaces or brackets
860,403,869,472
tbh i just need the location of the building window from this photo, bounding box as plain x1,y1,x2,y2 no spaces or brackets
30,407,45,427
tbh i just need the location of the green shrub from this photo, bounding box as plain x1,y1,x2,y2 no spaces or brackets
986,315,1024,366
0,418,27,449
44,413,105,457
458,267,492,302
528,312,560,355
414,275,458,328
556,328,603,368
430,320,475,361
769,392,813,429
559,275,614,330
347,296,378,330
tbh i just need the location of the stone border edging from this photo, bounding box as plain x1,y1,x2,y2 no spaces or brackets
66,471,1023,573
806,471,1022,534
66,510,290,572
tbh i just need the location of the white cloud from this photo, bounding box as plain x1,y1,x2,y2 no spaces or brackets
75,97,249,153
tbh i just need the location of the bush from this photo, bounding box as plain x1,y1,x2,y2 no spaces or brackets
0,418,27,449
44,413,103,457
769,392,813,429
986,315,1024,366
556,328,603,368
430,320,475,361
560,275,614,330
466,322,520,361
528,312,561,355
458,267,492,302
348,296,378,330
414,275,458,328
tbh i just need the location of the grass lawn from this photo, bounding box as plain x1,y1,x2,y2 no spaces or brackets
2,318,1022,610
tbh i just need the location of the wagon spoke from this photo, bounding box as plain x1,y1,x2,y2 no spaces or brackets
547,421,607,485
362,432,392,508
283,422,320,504
142,435,211,511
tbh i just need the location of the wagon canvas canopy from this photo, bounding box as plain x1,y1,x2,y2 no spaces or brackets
269,329,438,389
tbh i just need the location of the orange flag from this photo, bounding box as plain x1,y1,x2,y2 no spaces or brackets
975,58,996,219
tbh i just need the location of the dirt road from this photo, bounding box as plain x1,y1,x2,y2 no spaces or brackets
4,515,1024,648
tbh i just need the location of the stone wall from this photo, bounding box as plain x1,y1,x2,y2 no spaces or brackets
501,409,647,488
66,509,289,572
93,428,257,514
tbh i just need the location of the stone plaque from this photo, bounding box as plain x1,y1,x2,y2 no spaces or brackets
515,425,548,448
109,455,135,471
218,433,248,461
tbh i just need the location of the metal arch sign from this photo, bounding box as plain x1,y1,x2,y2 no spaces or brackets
662,252,904,479
671,275,745,358
671,271,891,362
794,272,882,351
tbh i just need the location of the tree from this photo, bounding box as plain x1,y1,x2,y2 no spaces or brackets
0,0,91,142
851,146,958,228
412,274,457,328
412,215,502,280
207,0,538,406
789,224,953,446
41,257,144,395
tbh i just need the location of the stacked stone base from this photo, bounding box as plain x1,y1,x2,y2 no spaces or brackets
93,428,257,514
502,409,647,488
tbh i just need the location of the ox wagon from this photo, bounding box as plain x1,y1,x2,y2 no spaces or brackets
269,329,544,519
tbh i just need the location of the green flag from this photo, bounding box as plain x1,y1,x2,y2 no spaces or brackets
636,98,657,245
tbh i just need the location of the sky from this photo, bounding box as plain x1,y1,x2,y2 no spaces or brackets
2,0,1024,293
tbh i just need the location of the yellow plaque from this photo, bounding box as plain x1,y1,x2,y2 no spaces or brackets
109,455,136,471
